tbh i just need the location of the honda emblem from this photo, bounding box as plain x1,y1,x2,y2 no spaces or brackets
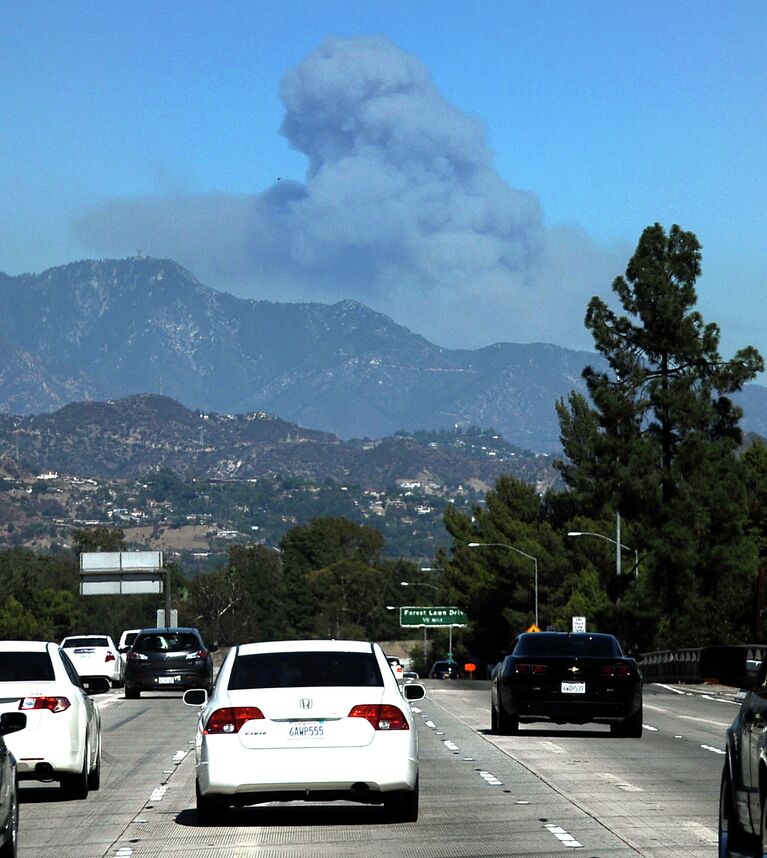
299,698,313,710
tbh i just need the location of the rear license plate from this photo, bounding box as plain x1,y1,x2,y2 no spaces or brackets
287,721,324,739
561,681,586,694
157,676,179,685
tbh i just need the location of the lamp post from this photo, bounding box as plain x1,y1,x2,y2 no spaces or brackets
567,529,639,580
468,542,539,628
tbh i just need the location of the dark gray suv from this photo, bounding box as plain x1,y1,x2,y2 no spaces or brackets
124,627,215,699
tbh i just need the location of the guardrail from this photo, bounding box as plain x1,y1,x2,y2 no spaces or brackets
638,644,767,686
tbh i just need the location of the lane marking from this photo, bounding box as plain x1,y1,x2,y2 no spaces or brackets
478,770,503,786
540,741,565,754
597,772,642,792
701,744,726,756
643,724,658,732
678,714,730,728
149,784,169,802
425,720,437,729
653,683,687,695
172,750,187,762
444,740,460,751
545,823,583,848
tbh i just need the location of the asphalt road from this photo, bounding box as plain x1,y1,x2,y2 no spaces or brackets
16,680,743,857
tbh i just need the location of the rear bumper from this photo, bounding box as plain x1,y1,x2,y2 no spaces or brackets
197,737,418,799
125,669,210,691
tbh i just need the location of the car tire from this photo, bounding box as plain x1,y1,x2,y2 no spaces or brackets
611,704,643,738
496,701,519,735
196,779,228,825
87,736,101,791
384,776,419,823
60,742,89,801
0,779,18,858
124,686,140,699
719,765,750,857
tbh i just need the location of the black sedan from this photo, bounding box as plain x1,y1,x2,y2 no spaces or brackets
0,711,26,858
490,632,643,737
719,658,767,855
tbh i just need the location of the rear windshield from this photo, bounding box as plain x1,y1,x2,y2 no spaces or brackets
122,633,138,647
63,637,109,648
134,633,201,653
0,652,55,681
514,634,621,658
228,651,383,690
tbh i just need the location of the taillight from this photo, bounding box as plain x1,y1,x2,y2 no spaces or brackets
515,663,547,675
203,707,264,734
186,649,207,660
105,651,116,663
19,696,70,713
127,651,148,662
601,664,631,677
348,704,409,730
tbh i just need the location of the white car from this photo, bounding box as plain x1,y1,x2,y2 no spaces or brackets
60,634,123,687
117,629,141,652
0,641,108,799
184,639,426,823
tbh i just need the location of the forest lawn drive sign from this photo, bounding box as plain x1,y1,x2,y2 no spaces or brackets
399,606,468,627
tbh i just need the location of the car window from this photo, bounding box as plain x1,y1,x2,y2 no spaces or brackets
135,633,201,653
514,634,620,657
228,651,383,690
122,632,138,647
59,650,84,687
0,651,56,681
63,636,109,648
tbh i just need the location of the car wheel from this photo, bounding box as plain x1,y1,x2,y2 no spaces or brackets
0,779,18,858
196,779,228,825
124,686,140,699
496,701,519,735
60,742,89,801
611,704,643,738
719,765,749,857
87,736,101,791
384,776,419,823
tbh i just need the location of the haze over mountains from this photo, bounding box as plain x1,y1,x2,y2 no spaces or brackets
1,257,765,453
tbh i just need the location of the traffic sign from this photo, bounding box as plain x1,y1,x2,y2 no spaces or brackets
399,606,468,627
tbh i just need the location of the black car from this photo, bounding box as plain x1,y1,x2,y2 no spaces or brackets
490,632,643,737
0,711,26,858
123,627,216,699
719,658,767,855
429,660,461,680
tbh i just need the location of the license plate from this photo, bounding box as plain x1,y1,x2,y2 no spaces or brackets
157,676,178,685
561,681,586,694
287,721,324,739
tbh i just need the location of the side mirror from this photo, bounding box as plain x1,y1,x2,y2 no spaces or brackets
184,688,208,707
0,712,27,736
402,683,426,701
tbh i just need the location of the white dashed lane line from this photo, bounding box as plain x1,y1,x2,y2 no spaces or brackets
545,823,583,848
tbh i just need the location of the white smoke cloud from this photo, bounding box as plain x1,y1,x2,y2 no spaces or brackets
74,35,620,349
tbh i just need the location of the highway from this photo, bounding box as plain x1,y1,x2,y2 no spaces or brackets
16,680,740,857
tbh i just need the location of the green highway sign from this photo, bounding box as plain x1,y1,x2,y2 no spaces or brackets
399,606,468,627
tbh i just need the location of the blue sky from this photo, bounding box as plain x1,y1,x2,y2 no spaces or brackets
2,1,765,363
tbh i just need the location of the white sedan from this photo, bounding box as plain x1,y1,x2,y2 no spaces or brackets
0,641,109,799
60,634,123,687
185,639,426,823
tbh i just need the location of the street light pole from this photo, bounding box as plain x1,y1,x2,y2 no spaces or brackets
468,542,539,628
567,528,639,580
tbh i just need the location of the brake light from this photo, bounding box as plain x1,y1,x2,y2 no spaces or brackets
601,664,631,677
19,696,70,713
203,707,264,734
515,663,547,675
127,651,148,662
348,704,409,730
186,649,207,660
105,651,116,663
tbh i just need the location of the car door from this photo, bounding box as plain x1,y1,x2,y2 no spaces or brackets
744,660,767,829
59,648,99,766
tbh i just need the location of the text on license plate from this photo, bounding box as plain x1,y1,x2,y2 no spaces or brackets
561,681,586,694
287,721,324,738
157,676,179,685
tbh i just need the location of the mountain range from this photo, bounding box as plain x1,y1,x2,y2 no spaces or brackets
1,257,765,453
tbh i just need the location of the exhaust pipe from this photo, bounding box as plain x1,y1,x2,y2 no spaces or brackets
35,762,54,781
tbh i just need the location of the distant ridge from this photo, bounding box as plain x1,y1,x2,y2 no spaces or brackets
1,257,765,452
